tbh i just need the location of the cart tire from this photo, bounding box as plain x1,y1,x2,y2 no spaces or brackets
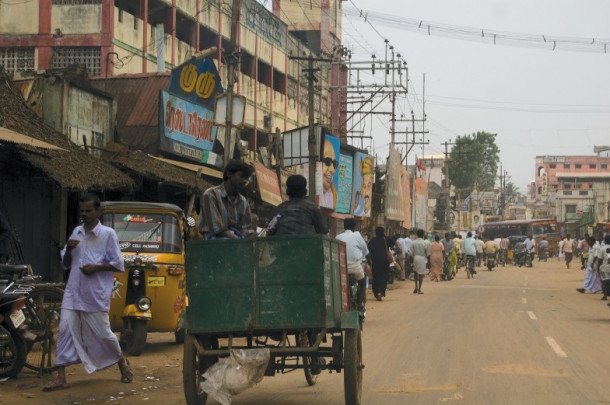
298,331,318,386
343,329,363,405
183,334,217,405
122,319,147,356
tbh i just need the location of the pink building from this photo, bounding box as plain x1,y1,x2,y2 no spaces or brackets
534,154,610,198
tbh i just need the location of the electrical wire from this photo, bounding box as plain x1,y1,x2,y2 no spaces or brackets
343,3,610,54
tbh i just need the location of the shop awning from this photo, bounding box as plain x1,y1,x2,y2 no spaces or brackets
150,155,223,179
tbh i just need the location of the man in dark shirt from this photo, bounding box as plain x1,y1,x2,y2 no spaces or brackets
269,175,328,236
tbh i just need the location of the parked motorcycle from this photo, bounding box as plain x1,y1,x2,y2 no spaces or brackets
486,253,496,271
0,281,29,378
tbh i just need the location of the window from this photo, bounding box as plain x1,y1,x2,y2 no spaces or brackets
590,164,596,169
564,164,570,169
51,47,101,76
575,184,581,189
575,164,582,169
0,47,35,74
564,184,571,189
101,213,182,253
549,164,556,169
602,164,607,169
579,191,589,195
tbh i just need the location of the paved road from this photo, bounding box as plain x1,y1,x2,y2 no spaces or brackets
2,258,609,404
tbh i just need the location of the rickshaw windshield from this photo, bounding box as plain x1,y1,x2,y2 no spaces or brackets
101,213,182,253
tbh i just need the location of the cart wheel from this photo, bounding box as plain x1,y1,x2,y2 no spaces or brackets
298,331,318,386
344,329,363,405
183,333,217,405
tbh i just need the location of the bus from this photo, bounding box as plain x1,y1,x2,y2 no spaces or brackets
478,218,560,255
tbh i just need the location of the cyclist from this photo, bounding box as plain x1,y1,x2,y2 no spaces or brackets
463,232,478,277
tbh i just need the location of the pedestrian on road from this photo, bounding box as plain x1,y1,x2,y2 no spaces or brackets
563,234,574,269
394,234,407,281
367,226,391,301
577,236,602,294
441,232,454,280
429,234,444,282
43,193,132,392
409,229,431,294
598,235,610,301
578,234,590,270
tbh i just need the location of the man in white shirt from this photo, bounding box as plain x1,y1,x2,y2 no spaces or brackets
336,218,371,309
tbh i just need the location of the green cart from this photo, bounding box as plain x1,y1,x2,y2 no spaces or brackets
182,234,363,405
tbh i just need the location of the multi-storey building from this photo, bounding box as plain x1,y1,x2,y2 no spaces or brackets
534,152,610,197
0,0,347,152
533,148,610,235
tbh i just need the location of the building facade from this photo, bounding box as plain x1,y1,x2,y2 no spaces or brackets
0,0,347,152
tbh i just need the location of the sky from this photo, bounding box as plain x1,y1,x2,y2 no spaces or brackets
338,0,610,193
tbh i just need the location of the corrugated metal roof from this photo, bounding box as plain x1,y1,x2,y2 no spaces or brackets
90,73,170,150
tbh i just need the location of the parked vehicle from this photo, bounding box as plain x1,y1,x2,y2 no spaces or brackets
0,280,29,378
182,235,363,405
101,202,190,356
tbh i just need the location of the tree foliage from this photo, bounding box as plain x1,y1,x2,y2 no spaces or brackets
447,131,500,199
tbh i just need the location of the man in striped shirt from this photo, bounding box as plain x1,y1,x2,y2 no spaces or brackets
199,159,254,240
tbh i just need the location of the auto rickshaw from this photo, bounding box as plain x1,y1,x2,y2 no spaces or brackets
101,202,188,356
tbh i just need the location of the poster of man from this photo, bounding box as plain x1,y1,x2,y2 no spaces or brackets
352,153,374,217
318,134,340,209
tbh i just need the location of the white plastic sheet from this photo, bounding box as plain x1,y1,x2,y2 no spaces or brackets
200,348,271,405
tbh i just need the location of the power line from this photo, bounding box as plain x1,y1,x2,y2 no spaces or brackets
343,4,610,54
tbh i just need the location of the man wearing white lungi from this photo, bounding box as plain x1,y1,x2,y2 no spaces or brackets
43,193,132,391
409,229,430,294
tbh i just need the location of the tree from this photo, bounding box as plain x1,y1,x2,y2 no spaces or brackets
504,182,519,203
447,131,500,199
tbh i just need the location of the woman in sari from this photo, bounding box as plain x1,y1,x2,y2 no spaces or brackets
429,234,444,282
367,226,391,301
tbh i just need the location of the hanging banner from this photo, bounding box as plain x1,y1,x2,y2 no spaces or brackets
400,166,411,228
414,177,428,229
253,162,282,206
335,152,354,214
385,147,404,221
352,153,374,217
317,134,340,210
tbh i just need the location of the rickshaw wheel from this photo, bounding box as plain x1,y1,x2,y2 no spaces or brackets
298,331,318,386
183,333,217,405
343,329,362,405
121,319,147,356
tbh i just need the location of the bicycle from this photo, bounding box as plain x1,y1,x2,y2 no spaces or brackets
465,255,477,279
0,264,64,377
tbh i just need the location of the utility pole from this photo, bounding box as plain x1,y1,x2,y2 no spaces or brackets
222,0,241,170
290,54,333,201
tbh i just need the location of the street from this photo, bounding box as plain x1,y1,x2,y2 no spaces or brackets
2,258,609,404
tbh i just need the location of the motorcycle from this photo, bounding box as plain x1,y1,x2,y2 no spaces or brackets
486,253,496,271
514,243,533,268
538,248,548,262
0,280,30,378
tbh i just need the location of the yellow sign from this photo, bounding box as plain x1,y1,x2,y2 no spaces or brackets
147,276,166,287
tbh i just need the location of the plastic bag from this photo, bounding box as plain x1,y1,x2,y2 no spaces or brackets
558,252,565,259
200,348,270,405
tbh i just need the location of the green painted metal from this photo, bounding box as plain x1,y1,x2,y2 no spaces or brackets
185,235,346,333
340,310,360,329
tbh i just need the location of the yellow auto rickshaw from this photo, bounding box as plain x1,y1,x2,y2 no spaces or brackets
101,202,188,356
